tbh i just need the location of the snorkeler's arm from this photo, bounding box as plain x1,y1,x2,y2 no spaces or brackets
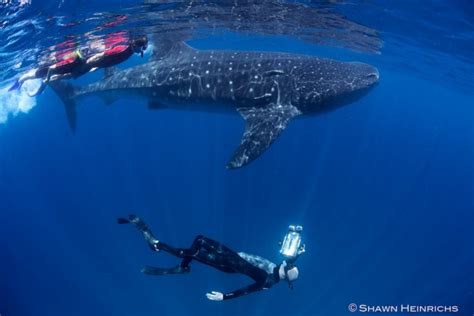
86,52,104,65
209,282,264,301
49,72,74,82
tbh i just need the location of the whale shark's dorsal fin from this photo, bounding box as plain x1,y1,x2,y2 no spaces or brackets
227,105,302,169
104,67,117,79
150,40,195,61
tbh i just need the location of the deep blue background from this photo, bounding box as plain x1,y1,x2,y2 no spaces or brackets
1,5,474,316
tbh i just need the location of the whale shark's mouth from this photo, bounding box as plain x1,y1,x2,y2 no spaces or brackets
365,71,379,82
360,68,380,88
348,62,379,88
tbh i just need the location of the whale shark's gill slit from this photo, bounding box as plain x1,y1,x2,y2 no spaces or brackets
254,93,272,100
264,70,285,77
273,80,281,105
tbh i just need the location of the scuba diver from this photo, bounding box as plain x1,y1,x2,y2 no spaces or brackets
117,214,305,301
9,33,148,96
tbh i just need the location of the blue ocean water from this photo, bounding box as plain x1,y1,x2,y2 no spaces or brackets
1,1,473,316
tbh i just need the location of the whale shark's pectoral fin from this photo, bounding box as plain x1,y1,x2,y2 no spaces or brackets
227,105,302,169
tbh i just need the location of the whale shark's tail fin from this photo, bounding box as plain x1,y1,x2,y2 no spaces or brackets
49,81,77,133
227,105,302,169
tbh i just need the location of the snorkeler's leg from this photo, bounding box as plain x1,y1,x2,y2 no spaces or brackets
44,67,52,83
23,66,58,96
21,68,40,82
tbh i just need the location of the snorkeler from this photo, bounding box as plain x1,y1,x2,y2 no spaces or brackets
117,214,305,301
8,46,85,95
85,32,148,70
9,33,148,96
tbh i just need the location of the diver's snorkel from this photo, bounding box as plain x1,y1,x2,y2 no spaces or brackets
279,225,305,290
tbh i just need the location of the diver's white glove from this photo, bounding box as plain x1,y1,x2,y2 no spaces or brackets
206,291,224,301
298,244,306,256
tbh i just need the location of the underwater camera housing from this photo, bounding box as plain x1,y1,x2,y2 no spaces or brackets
279,225,305,263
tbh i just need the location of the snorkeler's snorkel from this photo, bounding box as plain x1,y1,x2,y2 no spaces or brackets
279,225,305,289
132,36,148,58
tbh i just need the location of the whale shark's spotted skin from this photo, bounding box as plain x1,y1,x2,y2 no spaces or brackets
65,43,379,168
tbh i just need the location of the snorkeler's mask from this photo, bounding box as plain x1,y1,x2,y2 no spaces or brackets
132,36,148,57
279,225,305,263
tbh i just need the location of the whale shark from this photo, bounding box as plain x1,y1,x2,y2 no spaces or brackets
51,42,379,169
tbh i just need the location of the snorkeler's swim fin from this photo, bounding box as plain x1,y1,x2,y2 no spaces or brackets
49,81,77,133
142,265,190,276
8,79,20,92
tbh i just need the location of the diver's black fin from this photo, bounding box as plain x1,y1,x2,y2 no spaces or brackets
104,67,117,79
117,218,130,224
142,265,190,276
49,81,78,133
227,105,301,169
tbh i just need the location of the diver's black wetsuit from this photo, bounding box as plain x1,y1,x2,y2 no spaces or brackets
118,215,281,300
